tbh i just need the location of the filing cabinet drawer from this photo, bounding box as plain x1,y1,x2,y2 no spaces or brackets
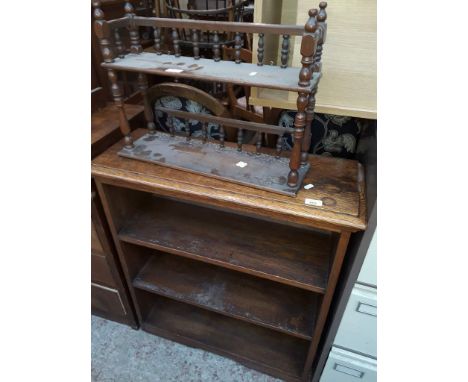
334,284,377,357
358,231,376,287
321,347,376,382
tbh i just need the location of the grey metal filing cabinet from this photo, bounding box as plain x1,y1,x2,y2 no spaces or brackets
320,231,377,382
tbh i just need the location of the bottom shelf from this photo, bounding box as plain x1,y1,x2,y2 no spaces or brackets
139,292,308,381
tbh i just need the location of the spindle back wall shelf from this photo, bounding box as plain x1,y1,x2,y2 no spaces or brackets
93,0,329,196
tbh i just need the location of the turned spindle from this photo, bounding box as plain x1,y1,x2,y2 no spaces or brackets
107,69,133,148
276,134,283,158
124,1,142,54
92,1,114,63
137,73,156,135
154,27,162,55
114,29,125,58
301,87,317,165
185,121,191,141
202,122,208,143
289,9,318,186
234,32,242,64
257,33,264,66
237,129,243,151
298,9,318,87
192,29,200,59
314,2,328,72
281,34,290,68
172,28,180,57
256,133,262,155
288,92,308,187
213,31,221,62
219,125,225,148
168,117,175,137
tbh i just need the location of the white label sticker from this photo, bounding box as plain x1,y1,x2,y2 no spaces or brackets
249,71,257,76
165,68,184,73
305,198,323,207
304,183,314,190
236,161,248,168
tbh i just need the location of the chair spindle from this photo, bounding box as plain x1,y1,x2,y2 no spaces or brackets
281,34,290,68
276,135,283,158
154,27,162,55
168,117,175,137
219,125,225,148
256,133,262,155
185,120,191,140
213,31,221,62
235,32,242,64
172,28,180,57
257,33,264,66
202,122,208,143
192,29,200,59
237,129,243,151
114,29,125,58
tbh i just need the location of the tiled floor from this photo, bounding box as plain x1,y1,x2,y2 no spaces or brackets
92,316,283,382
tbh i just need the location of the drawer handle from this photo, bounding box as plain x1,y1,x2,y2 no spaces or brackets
334,363,364,378
356,302,377,317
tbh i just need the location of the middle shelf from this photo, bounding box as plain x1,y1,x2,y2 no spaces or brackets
118,193,333,293
133,251,321,340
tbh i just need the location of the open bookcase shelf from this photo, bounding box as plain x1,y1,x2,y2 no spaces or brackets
138,292,309,380
119,194,332,293
133,251,320,340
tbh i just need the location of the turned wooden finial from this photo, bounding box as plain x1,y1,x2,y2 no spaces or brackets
314,2,328,72
298,8,319,87
93,1,104,20
125,1,143,53
92,0,114,63
305,9,318,33
124,1,134,14
318,2,328,22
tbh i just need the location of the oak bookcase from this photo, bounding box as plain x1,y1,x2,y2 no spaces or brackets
92,129,366,381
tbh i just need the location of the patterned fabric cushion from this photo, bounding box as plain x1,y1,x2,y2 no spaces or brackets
277,111,363,159
154,96,221,139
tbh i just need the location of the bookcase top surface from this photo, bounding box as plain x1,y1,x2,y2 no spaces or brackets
102,52,320,94
92,129,366,232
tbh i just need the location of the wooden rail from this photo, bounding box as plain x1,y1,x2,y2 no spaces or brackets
155,107,294,135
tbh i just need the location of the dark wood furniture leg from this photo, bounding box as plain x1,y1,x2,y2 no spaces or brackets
137,73,156,135
289,9,318,187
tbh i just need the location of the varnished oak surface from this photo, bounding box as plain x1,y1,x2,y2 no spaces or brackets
142,295,308,381
102,52,321,94
134,253,319,339
92,129,367,233
120,195,331,292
